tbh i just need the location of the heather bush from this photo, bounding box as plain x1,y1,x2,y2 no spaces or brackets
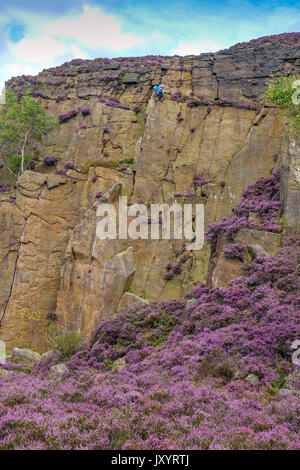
161,177,174,184
223,242,246,260
193,175,207,189
175,190,195,198
106,97,130,110
172,264,182,275
56,94,66,102
164,271,174,281
43,155,59,167
206,169,282,247
177,112,184,122
81,106,91,116
1,237,299,449
31,90,49,99
28,159,36,170
188,97,211,107
64,161,75,170
58,109,78,123
0,183,11,193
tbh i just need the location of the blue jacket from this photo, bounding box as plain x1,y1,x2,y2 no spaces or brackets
154,85,163,93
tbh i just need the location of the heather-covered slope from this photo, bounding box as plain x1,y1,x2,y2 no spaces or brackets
0,33,299,347
0,171,299,450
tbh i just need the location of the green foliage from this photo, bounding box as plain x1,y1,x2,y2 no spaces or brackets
265,74,300,130
53,330,83,360
280,213,292,228
121,158,134,165
265,75,296,109
270,374,286,390
0,91,58,175
7,154,32,174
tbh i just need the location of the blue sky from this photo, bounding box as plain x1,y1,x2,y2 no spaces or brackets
0,0,299,90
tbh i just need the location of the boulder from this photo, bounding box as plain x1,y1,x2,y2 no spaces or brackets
245,373,259,386
112,358,126,371
11,348,42,367
235,229,281,256
50,363,69,377
279,388,293,396
117,292,148,313
212,253,244,288
123,73,139,84
42,351,53,358
185,298,197,316
47,173,67,190
0,369,14,377
186,298,197,309
248,244,270,258
102,247,136,317
18,171,47,196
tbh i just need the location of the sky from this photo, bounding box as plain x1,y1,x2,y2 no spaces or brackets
0,0,299,91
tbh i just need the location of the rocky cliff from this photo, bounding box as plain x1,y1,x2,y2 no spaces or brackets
0,33,300,349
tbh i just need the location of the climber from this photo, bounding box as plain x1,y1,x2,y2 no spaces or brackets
153,84,164,102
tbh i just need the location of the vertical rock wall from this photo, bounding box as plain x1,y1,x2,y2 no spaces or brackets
0,34,299,346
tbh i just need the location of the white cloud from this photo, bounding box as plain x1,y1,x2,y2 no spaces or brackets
0,4,145,93
5,63,22,75
70,45,88,59
0,4,144,91
42,5,142,50
14,34,67,63
172,40,222,56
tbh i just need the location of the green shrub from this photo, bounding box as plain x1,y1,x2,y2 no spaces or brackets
270,374,286,390
54,330,83,360
6,154,32,174
265,74,300,130
121,158,134,165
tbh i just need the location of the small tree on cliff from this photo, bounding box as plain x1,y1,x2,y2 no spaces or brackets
0,91,58,176
265,74,300,130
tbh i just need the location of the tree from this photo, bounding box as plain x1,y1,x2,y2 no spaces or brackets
265,74,300,130
0,90,58,176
